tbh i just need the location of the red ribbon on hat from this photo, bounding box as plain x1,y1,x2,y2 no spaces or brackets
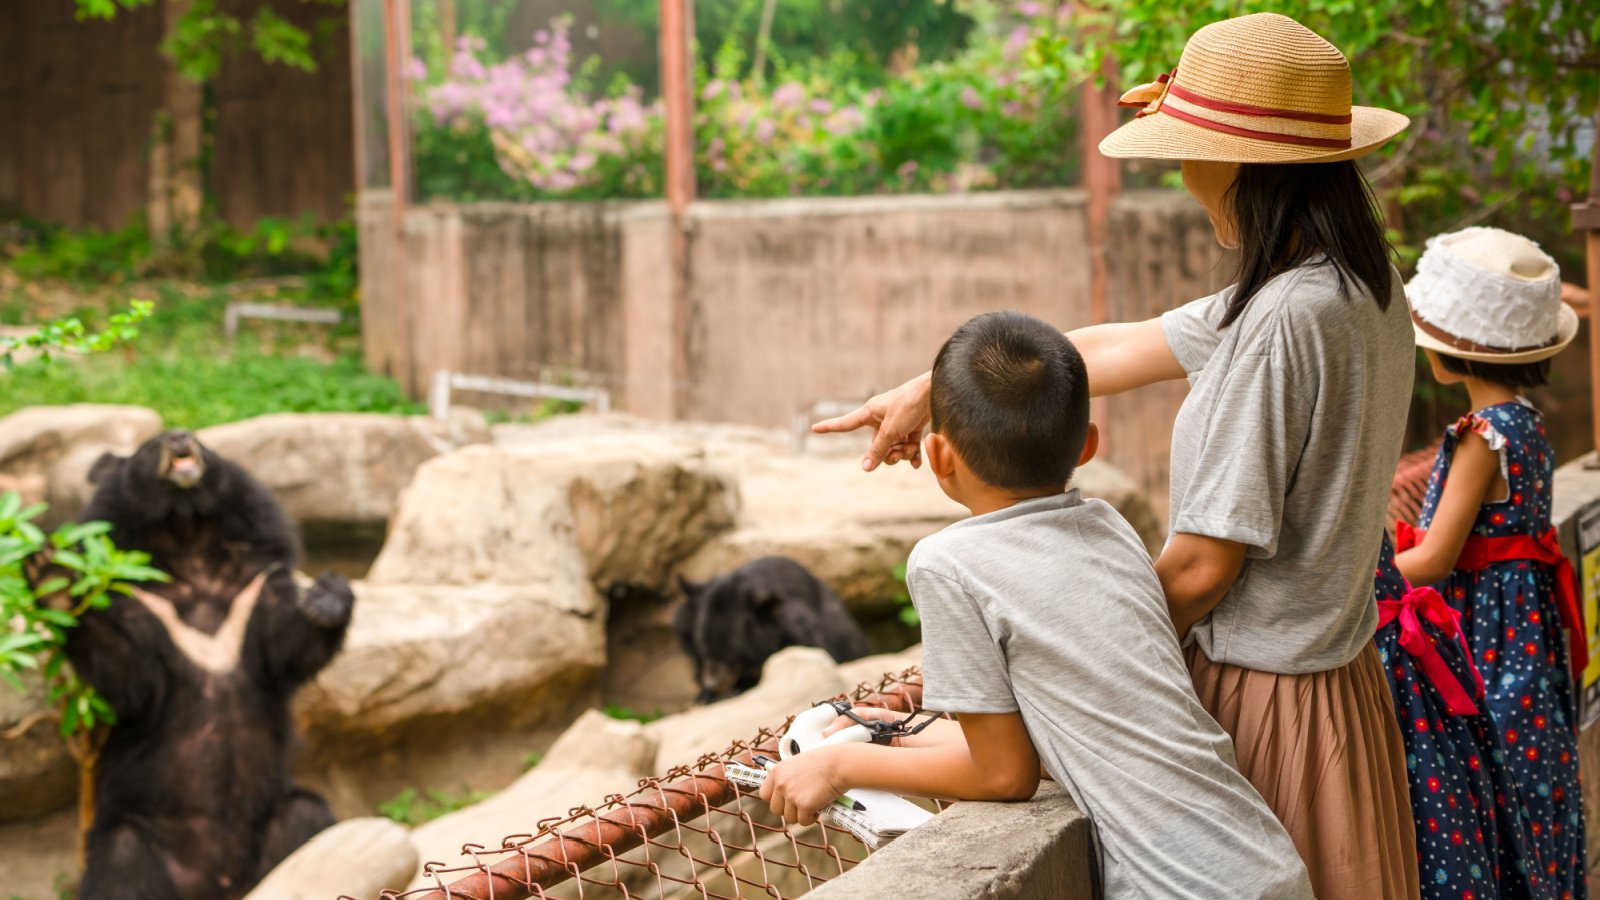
1378,583,1485,715
1117,69,1353,150
1397,521,1587,683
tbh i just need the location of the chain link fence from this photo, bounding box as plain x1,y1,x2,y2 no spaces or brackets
371,666,938,900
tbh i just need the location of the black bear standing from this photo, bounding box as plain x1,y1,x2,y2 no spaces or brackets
50,430,355,899
675,556,868,703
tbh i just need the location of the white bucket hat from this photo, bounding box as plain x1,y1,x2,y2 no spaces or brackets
1405,227,1577,364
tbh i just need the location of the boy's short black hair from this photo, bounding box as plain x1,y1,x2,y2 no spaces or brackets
930,311,1090,490
1437,352,1551,390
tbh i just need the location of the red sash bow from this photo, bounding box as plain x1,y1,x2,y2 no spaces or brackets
1396,521,1587,682
1377,584,1485,715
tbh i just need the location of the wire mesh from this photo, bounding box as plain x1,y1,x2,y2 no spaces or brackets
369,665,938,900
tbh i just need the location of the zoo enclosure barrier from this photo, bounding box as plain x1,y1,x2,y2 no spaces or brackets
371,666,937,900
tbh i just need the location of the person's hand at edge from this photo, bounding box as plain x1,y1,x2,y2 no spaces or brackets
811,371,933,472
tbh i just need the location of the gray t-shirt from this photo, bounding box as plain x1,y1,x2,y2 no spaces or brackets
910,491,1312,900
1162,258,1413,674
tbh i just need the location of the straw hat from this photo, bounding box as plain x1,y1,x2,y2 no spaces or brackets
1099,13,1408,163
1406,227,1576,364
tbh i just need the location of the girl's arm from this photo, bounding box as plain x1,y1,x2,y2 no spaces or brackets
812,318,1185,471
1395,431,1499,586
760,712,1040,826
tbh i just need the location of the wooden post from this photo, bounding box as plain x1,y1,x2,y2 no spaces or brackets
660,0,696,419
1081,52,1122,432
147,0,203,241
1574,102,1600,466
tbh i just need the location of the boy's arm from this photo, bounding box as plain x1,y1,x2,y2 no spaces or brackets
759,712,1040,826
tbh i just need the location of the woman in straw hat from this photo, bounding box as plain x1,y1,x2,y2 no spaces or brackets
817,12,1422,899
1392,227,1587,898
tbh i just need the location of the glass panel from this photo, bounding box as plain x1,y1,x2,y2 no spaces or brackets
407,0,664,202
353,0,392,191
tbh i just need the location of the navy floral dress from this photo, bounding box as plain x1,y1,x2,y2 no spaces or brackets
1375,533,1546,899
1411,400,1587,898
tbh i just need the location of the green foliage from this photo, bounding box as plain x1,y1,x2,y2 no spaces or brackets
602,704,664,724
521,751,543,772
890,562,919,628
1044,0,1597,260
377,786,490,827
1,301,154,369
0,493,169,738
72,0,340,81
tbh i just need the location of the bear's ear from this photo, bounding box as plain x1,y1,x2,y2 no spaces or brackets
87,452,124,486
751,589,782,613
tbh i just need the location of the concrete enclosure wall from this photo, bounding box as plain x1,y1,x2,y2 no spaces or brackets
358,189,1233,517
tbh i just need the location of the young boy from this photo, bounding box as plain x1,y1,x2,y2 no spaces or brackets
760,311,1311,899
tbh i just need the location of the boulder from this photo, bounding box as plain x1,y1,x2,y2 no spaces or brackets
493,414,1160,616
405,710,659,889
246,817,419,900
198,412,489,529
295,582,606,749
0,404,163,525
646,646,849,772
0,674,76,821
682,455,1159,616
367,441,739,590
836,644,924,694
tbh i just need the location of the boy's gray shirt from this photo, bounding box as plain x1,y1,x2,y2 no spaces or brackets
909,491,1312,900
1162,258,1413,673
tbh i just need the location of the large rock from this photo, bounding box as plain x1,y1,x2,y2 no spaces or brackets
368,441,739,590
199,412,489,528
495,414,1160,616
301,439,736,755
295,582,606,749
406,710,659,890
247,817,418,900
0,404,163,525
0,675,76,822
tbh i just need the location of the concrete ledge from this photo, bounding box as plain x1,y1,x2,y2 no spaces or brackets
807,782,1098,900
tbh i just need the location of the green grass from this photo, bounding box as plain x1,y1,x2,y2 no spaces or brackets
376,786,491,827
0,282,422,429
602,703,664,725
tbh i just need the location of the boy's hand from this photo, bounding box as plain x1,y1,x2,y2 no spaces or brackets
759,747,847,827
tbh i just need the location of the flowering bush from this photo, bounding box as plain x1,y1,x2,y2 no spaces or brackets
410,4,1081,202
414,23,663,201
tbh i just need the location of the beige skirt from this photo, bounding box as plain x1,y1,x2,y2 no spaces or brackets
1187,641,1420,900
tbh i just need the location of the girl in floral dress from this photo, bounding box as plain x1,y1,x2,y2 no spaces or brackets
1395,227,1587,899
1376,532,1546,898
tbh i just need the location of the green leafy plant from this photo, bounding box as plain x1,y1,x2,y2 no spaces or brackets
602,704,664,724
73,0,342,81
377,786,490,827
0,493,169,739
521,750,543,772
0,301,154,369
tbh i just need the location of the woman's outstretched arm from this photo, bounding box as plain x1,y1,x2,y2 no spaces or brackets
812,317,1185,472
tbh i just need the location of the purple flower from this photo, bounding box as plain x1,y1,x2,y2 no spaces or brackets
961,86,983,110
810,98,834,114
755,118,777,145
897,160,920,179
1018,2,1044,16
772,82,806,109
405,56,428,81
1003,101,1024,117
703,79,725,101
1004,26,1031,60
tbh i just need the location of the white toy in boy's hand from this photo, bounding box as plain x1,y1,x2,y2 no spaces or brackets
779,701,874,759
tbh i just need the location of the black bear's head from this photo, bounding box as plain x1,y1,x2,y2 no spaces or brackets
674,559,820,704
85,431,291,551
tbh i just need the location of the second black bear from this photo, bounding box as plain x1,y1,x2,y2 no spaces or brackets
50,430,355,900
675,556,868,703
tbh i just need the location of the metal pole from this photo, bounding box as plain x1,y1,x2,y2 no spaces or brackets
1574,102,1600,465
661,0,696,419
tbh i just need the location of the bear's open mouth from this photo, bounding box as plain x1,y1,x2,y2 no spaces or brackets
162,437,206,488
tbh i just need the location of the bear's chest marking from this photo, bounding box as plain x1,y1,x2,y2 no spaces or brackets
129,571,268,675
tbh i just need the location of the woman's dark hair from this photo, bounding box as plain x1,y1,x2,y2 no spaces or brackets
1221,160,1395,328
1436,352,1551,389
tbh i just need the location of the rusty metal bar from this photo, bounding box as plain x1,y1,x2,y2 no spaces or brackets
1575,102,1600,465
660,0,696,420
415,676,924,900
